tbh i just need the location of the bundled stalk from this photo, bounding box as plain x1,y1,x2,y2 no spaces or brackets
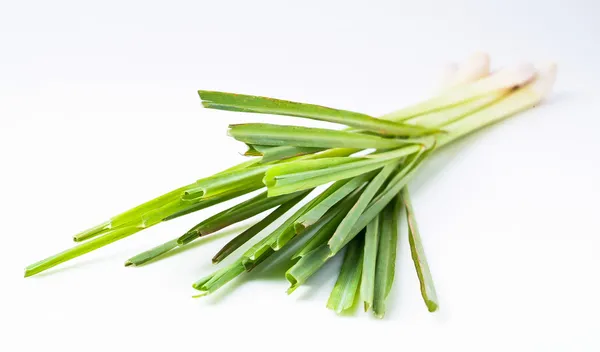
25,54,557,318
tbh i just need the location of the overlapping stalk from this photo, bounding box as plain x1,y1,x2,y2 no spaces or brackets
25,54,557,318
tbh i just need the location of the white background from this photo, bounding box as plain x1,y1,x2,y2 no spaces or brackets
2,1,600,351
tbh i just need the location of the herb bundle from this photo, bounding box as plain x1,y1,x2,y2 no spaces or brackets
25,53,557,318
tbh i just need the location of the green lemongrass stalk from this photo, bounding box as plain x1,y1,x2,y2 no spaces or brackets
229,123,426,150
25,226,142,277
289,186,365,259
285,244,333,294
73,158,263,242
193,258,246,297
401,187,438,312
372,197,400,318
125,239,179,267
327,235,364,314
246,145,325,163
183,148,358,201
405,91,506,128
360,214,381,312
240,177,361,269
125,190,310,267
294,173,372,232
212,193,305,264
163,184,263,221
199,90,439,137
380,63,536,121
263,145,423,197
327,162,399,254
292,202,351,259
329,149,430,253
178,190,310,245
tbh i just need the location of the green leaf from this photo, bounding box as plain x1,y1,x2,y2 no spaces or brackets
212,193,306,264
292,187,364,259
329,149,430,253
199,90,439,136
192,259,246,296
125,239,179,267
178,190,310,245
183,148,358,201
360,214,380,312
285,244,333,294
401,187,439,312
265,145,421,196
327,235,364,314
372,197,400,319
328,161,399,254
229,123,423,149
25,226,142,277
294,174,371,233
247,145,325,163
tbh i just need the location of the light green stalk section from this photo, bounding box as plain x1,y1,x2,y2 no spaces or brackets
25,226,142,277
125,239,179,267
264,145,421,196
199,90,439,136
285,244,333,294
327,236,364,314
328,162,399,253
247,145,324,163
212,194,306,264
402,187,439,312
372,196,400,318
360,214,380,312
229,123,428,149
294,173,371,232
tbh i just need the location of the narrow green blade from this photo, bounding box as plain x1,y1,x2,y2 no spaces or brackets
401,187,439,312
327,235,364,314
285,244,332,294
265,145,421,197
294,174,371,233
247,145,324,163
229,123,422,149
25,226,142,277
212,193,305,264
360,214,381,312
329,149,431,253
192,259,246,296
125,239,179,267
372,197,400,319
328,161,399,254
199,90,439,136
293,187,364,259
179,190,310,245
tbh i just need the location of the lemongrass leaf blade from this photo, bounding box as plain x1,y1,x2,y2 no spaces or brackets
294,174,371,232
25,226,142,277
327,235,364,314
212,192,306,264
360,214,380,312
229,123,424,149
285,244,332,294
328,161,399,254
125,239,179,267
372,197,400,318
199,90,439,136
401,187,439,312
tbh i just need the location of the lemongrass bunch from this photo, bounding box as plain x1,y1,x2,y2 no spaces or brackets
25,53,557,318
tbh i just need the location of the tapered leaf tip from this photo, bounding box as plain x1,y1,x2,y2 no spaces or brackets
124,260,134,267
426,300,439,312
